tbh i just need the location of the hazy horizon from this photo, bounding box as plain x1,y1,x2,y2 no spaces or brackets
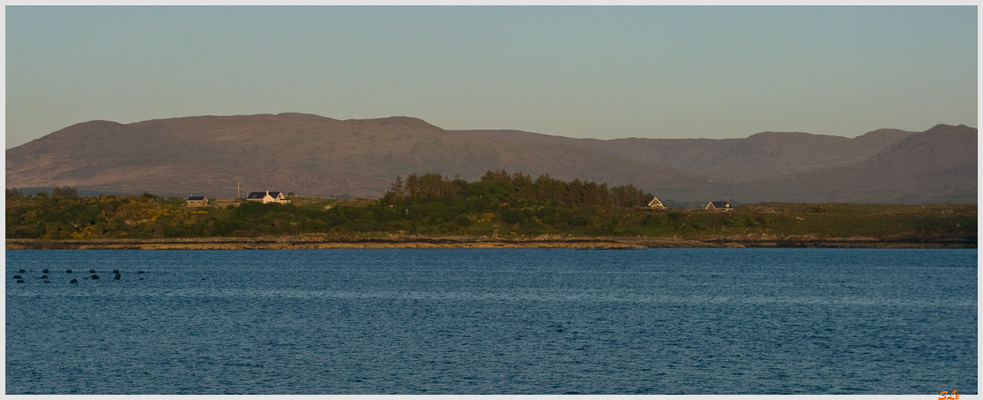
6,5,977,149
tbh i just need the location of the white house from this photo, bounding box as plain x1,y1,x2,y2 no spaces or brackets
246,191,291,204
705,201,733,211
186,195,208,207
647,196,666,210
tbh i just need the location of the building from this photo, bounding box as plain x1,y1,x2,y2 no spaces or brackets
186,195,208,207
246,191,291,204
705,201,733,211
647,196,666,210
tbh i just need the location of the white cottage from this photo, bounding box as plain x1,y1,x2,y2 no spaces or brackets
646,196,666,210
246,191,291,204
705,201,733,211
186,195,208,207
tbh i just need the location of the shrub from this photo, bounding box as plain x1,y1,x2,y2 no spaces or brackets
454,215,474,227
725,217,748,228
501,210,527,225
9,225,41,239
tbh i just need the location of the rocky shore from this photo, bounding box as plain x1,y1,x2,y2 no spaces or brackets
6,235,976,250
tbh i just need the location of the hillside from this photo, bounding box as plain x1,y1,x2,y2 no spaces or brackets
458,128,918,182
732,124,978,204
5,113,711,200
452,124,976,204
5,113,976,204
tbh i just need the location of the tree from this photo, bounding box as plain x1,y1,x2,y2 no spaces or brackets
567,179,584,206
583,181,600,206
390,176,405,198
534,174,567,204
405,173,421,199
598,183,612,208
52,186,79,198
512,172,536,200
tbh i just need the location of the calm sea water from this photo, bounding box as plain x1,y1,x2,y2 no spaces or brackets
5,248,977,394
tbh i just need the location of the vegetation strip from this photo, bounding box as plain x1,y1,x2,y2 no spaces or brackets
6,237,975,250
7,171,976,249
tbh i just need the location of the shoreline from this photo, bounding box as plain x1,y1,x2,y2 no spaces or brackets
6,236,976,250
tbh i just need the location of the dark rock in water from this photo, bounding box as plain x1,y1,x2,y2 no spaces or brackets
12,275,22,279
42,269,49,273
66,269,73,273
139,278,144,280
114,273,121,280
16,280,24,283
89,269,96,273
91,274,100,280
41,275,48,279
18,269,25,273
137,271,145,274
70,279,78,284
112,269,120,274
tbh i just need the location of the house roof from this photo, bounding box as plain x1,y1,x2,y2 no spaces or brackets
709,201,731,208
246,191,286,199
187,196,207,201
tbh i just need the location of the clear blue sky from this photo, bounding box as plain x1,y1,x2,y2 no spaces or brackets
5,5,978,148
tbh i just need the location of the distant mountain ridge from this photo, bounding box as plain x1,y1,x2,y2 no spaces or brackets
733,124,978,204
5,113,977,204
459,128,919,182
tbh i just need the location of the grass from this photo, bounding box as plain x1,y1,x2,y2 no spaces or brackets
6,193,977,243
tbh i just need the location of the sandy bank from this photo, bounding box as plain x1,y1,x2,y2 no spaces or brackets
6,235,975,250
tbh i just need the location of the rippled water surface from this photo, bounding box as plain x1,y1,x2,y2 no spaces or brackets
5,248,977,394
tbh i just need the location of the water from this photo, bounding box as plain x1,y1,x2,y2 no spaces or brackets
5,248,977,394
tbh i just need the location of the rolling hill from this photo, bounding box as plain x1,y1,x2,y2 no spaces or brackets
730,124,978,204
5,113,712,200
5,113,976,204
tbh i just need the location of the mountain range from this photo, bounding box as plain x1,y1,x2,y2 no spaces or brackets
5,113,977,205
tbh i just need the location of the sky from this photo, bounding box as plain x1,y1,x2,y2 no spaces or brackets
4,5,978,148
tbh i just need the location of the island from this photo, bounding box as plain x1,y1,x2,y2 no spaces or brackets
6,172,976,250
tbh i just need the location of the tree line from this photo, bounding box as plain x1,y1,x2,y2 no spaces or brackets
384,170,654,209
